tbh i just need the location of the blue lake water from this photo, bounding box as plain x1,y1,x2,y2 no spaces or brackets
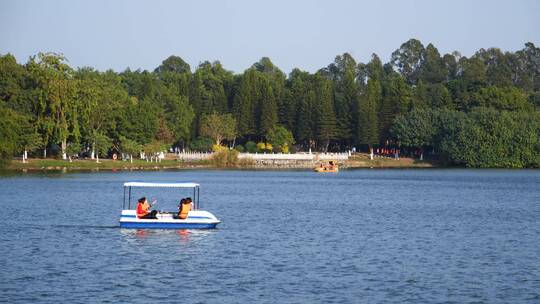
1,169,539,303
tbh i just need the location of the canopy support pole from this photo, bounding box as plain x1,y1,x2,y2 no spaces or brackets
197,186,200,210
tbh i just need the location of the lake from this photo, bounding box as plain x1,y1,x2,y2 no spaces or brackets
1,169,539,303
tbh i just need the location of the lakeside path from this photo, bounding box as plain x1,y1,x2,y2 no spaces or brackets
4,154,435,172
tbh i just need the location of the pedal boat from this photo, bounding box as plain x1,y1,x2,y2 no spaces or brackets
119,182,220,229
314,161,339,173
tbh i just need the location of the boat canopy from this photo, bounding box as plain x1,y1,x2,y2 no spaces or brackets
123,182,200,188
122,182,201,210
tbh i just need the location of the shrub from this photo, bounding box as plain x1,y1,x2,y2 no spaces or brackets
289,145,297,154
210,148,239,167
256,142,266,152
189,137,213,152
212,144,226,152
234,145,245,152
245,141,257,153
238,155,255,167
267,125,295,152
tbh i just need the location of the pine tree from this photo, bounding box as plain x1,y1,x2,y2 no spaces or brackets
328,53,358,147
358,79,381,148
189,72,204,137
314,75,337,151
258,77,278,139
411,80,430,110
379,75,411,142
232,70,258,137
296,89,314,147
419,43,447,83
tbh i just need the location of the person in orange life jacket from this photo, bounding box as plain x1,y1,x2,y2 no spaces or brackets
136,197,158,219
178,198,192,219
173,198,185,219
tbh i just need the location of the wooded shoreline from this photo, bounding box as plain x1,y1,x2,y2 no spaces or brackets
2,39,540,169
4,154,435,172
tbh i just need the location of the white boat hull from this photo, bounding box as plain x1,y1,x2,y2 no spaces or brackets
119,210,220,229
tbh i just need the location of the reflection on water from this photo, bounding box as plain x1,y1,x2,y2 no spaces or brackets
121,228,215,244
1,169,540,303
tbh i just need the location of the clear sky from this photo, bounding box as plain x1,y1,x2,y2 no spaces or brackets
1,0,539,74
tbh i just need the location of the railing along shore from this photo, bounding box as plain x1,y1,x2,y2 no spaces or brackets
176,151,350,161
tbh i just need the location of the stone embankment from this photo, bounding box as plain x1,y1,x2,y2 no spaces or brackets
176,151,350,169
6,152,433,172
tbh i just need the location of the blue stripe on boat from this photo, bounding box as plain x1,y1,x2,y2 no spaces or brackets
119,222,218,229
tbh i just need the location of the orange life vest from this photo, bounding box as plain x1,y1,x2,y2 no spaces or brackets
179,202,191,219
136,202,150,218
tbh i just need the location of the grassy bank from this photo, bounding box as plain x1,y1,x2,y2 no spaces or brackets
3,153,437,172
6,158,209,171
344,153,436,168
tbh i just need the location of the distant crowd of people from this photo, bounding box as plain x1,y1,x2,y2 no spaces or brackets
373,147,426,160
374,147,401,159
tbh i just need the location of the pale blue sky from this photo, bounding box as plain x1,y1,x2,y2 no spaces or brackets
1,0,539,73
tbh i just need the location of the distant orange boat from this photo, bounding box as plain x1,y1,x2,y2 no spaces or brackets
314,161,339,173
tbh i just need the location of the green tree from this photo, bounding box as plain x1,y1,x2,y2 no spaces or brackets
267,125,295,152
258,77,278,138
379,74,411,142
471,86,530,111
474,48,512,87
391,39,425,84
512,42,540,91
26,52,78,159
314,74,337,151
90,131,112,163
325,53,358,146
419,43,448,83
233,69,258,137
410,80,430,110
143,140,167,162
0,54,27,111
160,88,194,144
427,83,453,109
200,112,237,146
253,57,286,132
189,137,213,152
18,121,42,163
76,69,128,159
358,79,381,150
295,89,315,148
391,109,436,160
65,141,81,162
0,105,22,166
119,136,141,163
155,117,174,144
154,55,191,74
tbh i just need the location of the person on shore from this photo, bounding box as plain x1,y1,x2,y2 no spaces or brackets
136,197,158,219
178,198,192,219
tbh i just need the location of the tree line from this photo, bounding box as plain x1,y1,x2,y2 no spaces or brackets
1,39,540,167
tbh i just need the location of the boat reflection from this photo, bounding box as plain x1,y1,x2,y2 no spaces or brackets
120,228,215,244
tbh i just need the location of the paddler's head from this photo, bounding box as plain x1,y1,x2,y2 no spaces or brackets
138,197,146,204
